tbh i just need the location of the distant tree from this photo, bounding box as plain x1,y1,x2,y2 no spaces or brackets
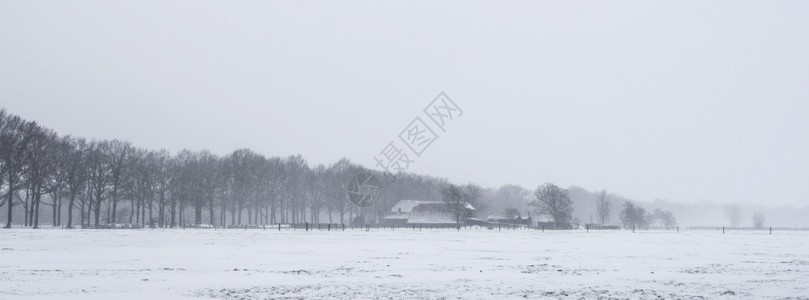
1,111,36,229
304,164,328,224
649,208,677,228
619,201,647,229
725,204,741,227
752,212,765,228
23,126,60,228
63,137,88,229
463,183,482,218
595,189,611,225
106,140,132,224
87,140,112,227
152,150,172,228
504,207,520,219
489,184,530,217
529,183,573,226
441,183,478,227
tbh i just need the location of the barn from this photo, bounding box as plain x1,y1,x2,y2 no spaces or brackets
384,200,475,226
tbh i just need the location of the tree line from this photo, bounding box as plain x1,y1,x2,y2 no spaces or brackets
0,109,452,228
1,108,678,229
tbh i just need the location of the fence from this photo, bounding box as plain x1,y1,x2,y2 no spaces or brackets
4,223,809,234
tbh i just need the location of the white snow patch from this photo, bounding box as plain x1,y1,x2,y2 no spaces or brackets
1,229,808,299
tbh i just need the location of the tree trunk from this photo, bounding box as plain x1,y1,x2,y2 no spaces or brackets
129,199,135,223
67,193,76,228
111,188,118,225
52,194,58,227
194,205,202,225
33,193,41,229
208,197,215,226
230,201,237,226
24,191,30,227
237,203,243,225
94,197,101,227
270,204,276,224
79,200,85,228
4,177,16,228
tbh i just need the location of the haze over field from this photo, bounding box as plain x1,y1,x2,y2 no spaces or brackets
2,1,807,210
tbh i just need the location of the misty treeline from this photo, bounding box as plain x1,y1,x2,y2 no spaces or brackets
2,109,681,229
0,109,453,228
724,204,767,228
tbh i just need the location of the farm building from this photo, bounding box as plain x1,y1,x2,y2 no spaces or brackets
384,200,475,226
486,215,533,227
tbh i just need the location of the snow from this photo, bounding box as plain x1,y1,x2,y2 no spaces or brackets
2,228,808,299
389,200,435,214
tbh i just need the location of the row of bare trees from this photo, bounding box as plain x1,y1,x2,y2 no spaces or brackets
0,109,450,228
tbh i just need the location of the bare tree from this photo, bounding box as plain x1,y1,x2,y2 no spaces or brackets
465,183,481,217
46,136,73,227
24,126,60,228
198,151,220,226
325,158,357,224
87,140,111,227
595,189,611,225
152,150,172,228
441,184,467,227
488,184,530,218
725,204,741,227
752,212,765,228
619,201,647,229
63,137,88,228
1,112,36,228
529,183,573,226
305,165,327,223
649,208,677,228
106,140,132,223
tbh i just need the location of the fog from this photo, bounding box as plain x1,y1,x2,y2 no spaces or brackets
2,0,808,210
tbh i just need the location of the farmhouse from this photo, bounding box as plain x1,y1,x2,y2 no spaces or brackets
384,200,475,226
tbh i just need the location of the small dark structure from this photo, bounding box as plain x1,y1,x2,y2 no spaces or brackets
486,215,533,227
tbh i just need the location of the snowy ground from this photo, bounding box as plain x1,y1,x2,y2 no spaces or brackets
2,228,809,299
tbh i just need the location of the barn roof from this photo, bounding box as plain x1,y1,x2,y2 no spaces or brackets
406,203,456,224
389,200,443,214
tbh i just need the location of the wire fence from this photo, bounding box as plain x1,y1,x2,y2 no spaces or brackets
6,223,809,235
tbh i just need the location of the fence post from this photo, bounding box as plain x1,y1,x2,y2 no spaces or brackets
278,223,281,231
769,227,772,235
632,225,635,233
305,222,309,231
722,226,725,234
586,225,589,233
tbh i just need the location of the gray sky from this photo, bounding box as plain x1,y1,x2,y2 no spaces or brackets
2,1,807,206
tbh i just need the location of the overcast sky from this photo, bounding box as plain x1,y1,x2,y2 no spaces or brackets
1,1,807,206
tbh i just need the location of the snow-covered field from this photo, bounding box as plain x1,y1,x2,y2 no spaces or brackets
2,228,808,299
